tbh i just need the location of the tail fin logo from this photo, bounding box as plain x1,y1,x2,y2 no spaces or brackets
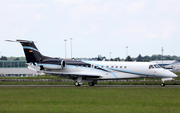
29,50,33,52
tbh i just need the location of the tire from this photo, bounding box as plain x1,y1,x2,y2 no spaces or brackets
161,83,165,87
88,82,95,86
163,83,165,86
75,82,81,86
75,82,79,86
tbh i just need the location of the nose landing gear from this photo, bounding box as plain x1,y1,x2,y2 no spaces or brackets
161,83,165,87
161,80,165,87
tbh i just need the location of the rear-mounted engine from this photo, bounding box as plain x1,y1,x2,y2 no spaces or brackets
39,59,66,70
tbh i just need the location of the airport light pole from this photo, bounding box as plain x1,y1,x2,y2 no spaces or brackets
110,52,111,61
64,39,67,59
162,47,164,64
70,38,72,59
126,46,128,58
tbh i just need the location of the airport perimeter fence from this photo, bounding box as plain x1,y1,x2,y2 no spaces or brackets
0,79,180,82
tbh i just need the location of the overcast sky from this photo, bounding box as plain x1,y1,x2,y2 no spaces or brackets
0,0,180,59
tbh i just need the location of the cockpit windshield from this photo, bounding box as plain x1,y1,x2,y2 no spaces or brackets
149,64,161,69
154,64,161,68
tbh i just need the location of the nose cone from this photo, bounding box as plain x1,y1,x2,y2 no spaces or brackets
171,72,178,78
163,69,178,78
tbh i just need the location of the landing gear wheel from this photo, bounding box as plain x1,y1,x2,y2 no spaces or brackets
161,83,165,87
75,82,81,86
88,82,95,86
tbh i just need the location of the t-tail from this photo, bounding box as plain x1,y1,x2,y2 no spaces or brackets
6,39,65,70
6,39,51,64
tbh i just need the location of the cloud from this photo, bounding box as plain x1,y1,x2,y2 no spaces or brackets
144,22,175,39
127,0,147,13
34,14,42,21
159,23,175,38
84,24,100,35
9,3,45,8
145,33,158,38
53,0,83,4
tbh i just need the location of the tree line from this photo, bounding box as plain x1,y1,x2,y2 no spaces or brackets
1,54,180,62
97,54,180,62
0,56,26,61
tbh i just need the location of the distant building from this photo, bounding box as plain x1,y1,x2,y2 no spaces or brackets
0,60,37,77
150,60,178,67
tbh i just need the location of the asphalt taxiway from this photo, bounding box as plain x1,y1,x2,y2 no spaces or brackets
0,85,180,87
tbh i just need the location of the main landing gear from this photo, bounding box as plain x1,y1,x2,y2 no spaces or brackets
74,76,83,86
88,82,95,86
74,76,97,86
88,81,97,86
74,81,82,86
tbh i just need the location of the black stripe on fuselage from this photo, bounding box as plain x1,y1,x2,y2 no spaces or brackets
65,60,110,72
65,60,91,67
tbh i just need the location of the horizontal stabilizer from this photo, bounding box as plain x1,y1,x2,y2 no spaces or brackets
6,39,36,43
5,40,17,42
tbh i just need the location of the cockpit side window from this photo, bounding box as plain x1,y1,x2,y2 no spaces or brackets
149,65,154,69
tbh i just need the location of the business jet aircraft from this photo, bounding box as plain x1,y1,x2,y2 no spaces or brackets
6,40,177,87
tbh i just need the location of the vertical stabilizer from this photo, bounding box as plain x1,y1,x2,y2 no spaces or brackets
6,40,43,63
17,40,43,63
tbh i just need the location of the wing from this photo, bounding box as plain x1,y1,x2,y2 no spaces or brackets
45,71,102,79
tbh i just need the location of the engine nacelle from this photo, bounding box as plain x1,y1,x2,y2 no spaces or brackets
39,59,66,70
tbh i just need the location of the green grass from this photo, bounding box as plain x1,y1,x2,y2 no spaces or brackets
1,72,180,80
0,81,180,85
175,72,180,80
0,82,75,85
0,72,179,85
0,87,179,113
0,75,61,79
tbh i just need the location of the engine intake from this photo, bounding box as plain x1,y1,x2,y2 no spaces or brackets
61,60,66,68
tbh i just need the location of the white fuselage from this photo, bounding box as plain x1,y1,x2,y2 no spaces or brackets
41,61,177,80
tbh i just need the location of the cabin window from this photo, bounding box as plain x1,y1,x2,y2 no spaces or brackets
111,66,113,68
124,66,127,68
120,66,122,68
116,66,118,68
102,66,104,68
107,66,109,68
